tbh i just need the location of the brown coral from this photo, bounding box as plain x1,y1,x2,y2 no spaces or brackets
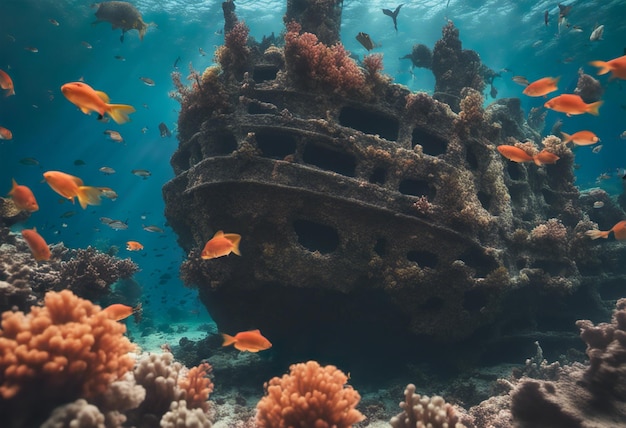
0,290,135,401
256,360,365,428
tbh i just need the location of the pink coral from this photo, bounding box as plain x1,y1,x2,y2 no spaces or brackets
0,290,135,400
284,21,365,94
256,360,365,428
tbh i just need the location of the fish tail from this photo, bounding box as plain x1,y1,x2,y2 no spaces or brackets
532,155,543,166
589,60,611,75
107,104,136,124
587,100,603,116
222,333,236,347
585,229,610,240
560,132,571,143
230,236,242,256
76,186,102,209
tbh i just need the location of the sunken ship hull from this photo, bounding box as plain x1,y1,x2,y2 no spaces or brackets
163,9,620,366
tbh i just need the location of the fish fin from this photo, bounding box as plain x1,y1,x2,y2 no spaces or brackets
587,100,603,116
589,60,610,75
95,90,110,103
247,329,262,334
221,333,236,347
224,233,242,256
9,178,18,194
382,8,393,17
107,104,136,124
80,106,92,114
71,175,84,186
76,186,102,209
213,230,225,237
533,155,542,166
585,229,610,240
560,132,571,142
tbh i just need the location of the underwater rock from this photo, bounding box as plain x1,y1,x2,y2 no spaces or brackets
164,17,617,371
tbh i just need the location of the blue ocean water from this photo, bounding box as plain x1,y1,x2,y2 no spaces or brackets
1,0,626,335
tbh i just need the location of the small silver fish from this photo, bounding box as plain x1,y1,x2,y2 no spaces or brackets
99,166,116,175
142,224,164,233
593,201,604,208
590,24,604,42
139,76,155,86
131,169,151,178
592,145,603,153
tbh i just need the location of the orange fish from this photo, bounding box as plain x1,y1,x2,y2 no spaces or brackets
43,170,102,209
222,329,272,352
61,81,136,124
102,303,142,321
533,149,559,166
126,241,144,251
522,76,560,97
561,131,600,146
201,230,241,259
590,55,626,80
585,220,626,240
8,179,39,212
21,228,51,261
497,145,534,163
544,94,603,116
0,126,12,140
0,69,15,96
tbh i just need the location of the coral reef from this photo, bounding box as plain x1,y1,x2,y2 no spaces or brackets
53,246,138,301
0,231,139,312
390,383,466,428
256,360,364,427
0,290,135,426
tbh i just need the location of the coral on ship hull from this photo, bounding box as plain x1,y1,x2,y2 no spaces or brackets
163,17,615,370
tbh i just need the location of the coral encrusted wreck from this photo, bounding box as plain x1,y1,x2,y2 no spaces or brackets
163,1,616,367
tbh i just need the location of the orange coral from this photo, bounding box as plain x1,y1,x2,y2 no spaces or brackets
0,290,135,400
256,360,365,428
178,362,214,412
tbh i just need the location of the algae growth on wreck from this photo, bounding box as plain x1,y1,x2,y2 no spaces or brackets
1,0,626,426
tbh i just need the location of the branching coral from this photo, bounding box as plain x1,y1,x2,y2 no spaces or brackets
54,246,138,300
256,360,365,427
178,362,214,412
215,21,251,78
0,290,135,401
284,21,365,95
390,383,466,428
